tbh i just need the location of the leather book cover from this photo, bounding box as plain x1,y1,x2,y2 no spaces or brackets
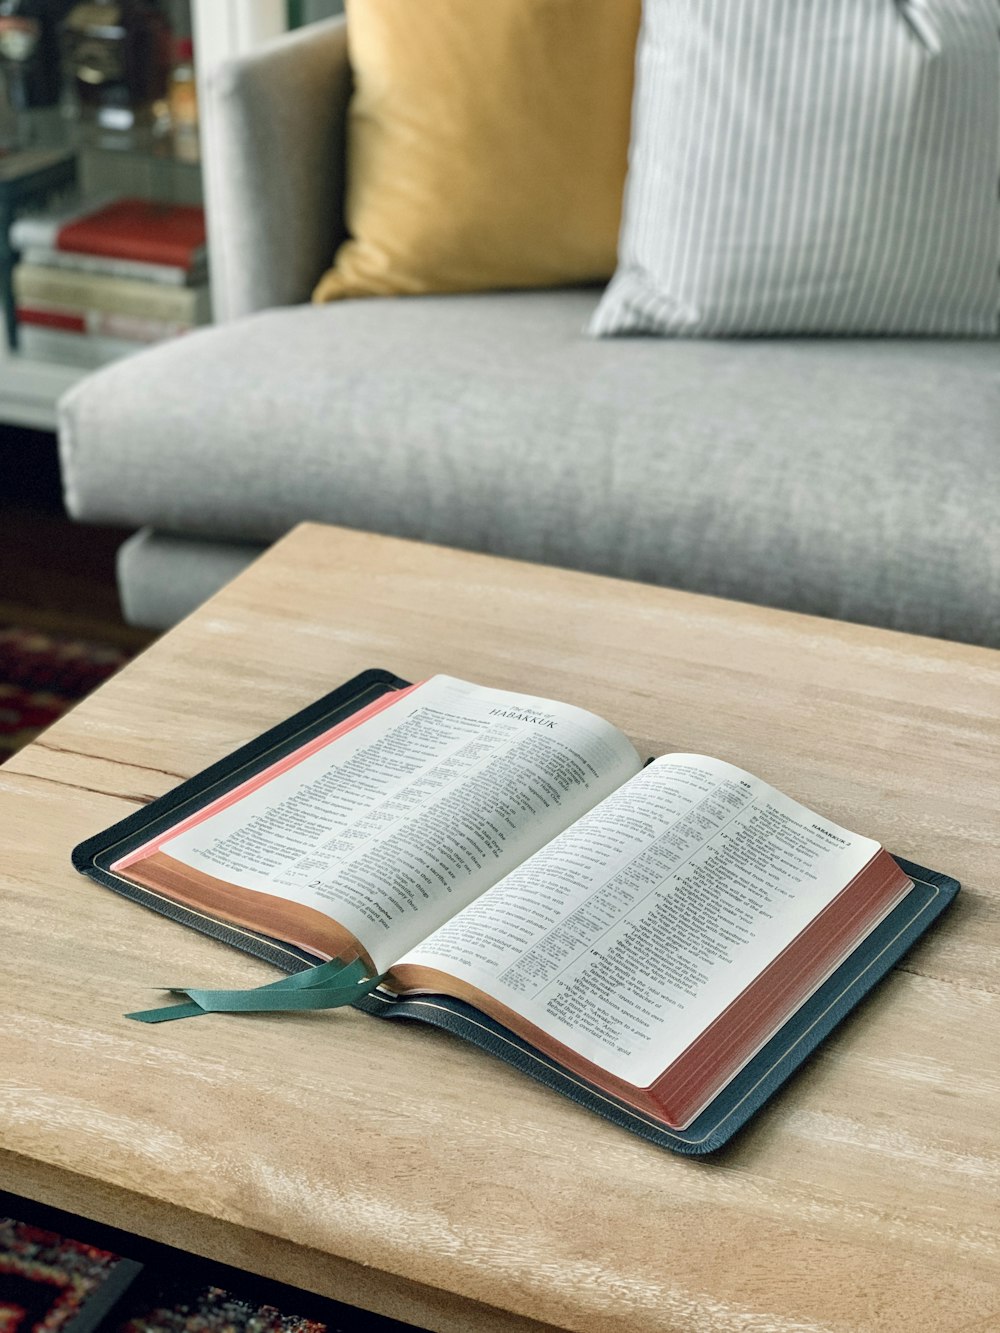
57,198,207,270
73,669,960,1154
73,668,410,971
358,858,959,1154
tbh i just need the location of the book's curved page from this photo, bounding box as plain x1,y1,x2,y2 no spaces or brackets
104,675,642,972
73,668,412,971
358,859,959,1155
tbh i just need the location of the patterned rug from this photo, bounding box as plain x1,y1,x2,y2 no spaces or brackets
0,625,131,759
119,1285,327,1333
0,1218,420,1333
0,1220,122,1333
0,1218,329,1333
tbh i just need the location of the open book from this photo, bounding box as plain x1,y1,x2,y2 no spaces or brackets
75,670,957,1154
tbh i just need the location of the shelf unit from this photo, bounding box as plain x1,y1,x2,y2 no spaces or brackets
0,0,287,430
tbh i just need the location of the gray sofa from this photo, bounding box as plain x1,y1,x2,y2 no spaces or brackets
57,18,1000,646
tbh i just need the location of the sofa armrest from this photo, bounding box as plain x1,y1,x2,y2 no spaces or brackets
204,16,351,321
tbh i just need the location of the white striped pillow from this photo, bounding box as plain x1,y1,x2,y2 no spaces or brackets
590,0,1000,338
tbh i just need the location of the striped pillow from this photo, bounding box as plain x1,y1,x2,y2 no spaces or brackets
590,0,1000,338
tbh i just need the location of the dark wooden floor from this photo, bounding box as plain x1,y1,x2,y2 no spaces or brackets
0,423,155,648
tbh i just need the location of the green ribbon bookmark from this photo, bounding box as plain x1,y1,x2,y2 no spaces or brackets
126,957,386,1023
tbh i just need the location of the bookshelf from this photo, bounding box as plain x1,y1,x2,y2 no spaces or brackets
0,0,287,430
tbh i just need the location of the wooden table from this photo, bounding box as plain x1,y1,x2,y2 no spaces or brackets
3,523,999,1332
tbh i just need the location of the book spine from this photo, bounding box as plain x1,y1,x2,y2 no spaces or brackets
8,194,118,251
12,264,210,324
58,232,207,272
17,305,87,334
9,217,60,249
18,324,145,369
21,246,199,287
18,303,192,343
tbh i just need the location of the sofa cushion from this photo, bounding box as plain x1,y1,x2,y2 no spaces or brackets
312,0,640,303
116,529,265,628
59,290,1000,645
591,0,1000,338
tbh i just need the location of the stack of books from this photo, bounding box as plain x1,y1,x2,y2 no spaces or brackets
10,196,211,368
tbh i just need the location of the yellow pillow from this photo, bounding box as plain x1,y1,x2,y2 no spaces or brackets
312,0,641,303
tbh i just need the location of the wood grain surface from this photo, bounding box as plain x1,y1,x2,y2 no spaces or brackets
3,523,998,1332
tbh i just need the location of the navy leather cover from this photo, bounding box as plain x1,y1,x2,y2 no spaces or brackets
356,858,958,1154
72,667,410,973
73,668,960,1155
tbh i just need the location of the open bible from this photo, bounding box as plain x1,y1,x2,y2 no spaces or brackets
74,669,958,1154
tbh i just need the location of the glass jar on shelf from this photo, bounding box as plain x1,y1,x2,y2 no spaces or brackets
0,0,71,149
151,31,197,164
59,0,170,149
166,33,196,162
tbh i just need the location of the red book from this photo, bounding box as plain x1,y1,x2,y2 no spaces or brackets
17,305,87,333
57,198,207,272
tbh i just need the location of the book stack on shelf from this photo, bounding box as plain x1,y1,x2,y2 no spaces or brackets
10,195,211,368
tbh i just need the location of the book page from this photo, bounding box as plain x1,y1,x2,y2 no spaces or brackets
397,755,883,1087
139,676,641,971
